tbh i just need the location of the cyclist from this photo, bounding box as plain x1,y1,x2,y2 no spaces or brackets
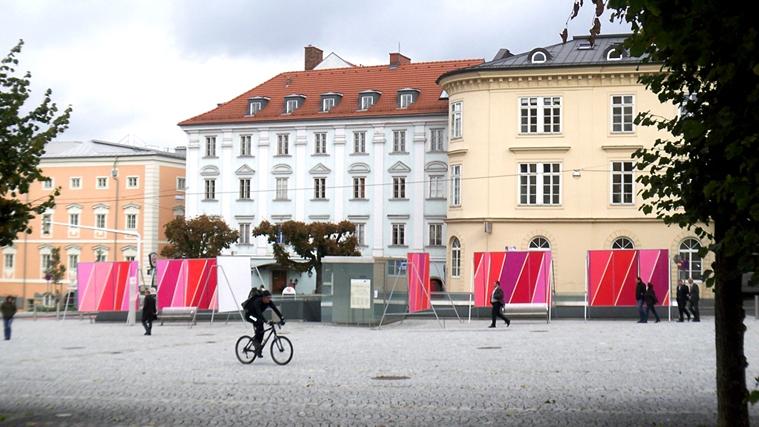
243,290,285,358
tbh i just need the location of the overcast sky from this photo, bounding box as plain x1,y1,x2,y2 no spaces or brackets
1,0,630,150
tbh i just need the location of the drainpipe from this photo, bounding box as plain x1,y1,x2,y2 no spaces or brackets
22,192,29,310
112,157,119,261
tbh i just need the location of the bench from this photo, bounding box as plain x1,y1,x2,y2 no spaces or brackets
158,307,197,328
552,293,588,320
78,312,98,323
500,303,550,323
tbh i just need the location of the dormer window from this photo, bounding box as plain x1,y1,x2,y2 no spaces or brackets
247,96,269,116
283,94,306,114
358,90,381,111
320,92,343,112
606,45,625,61
397,88,420,109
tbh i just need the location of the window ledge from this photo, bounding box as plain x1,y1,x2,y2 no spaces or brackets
389,245,408,248
238,155,255,158
312,153,330,157
427,197,447,201
350,198,369,202
310,199,330,202
236,199,255,202
389,198,409,201
274,198,291,202
350,152,369,156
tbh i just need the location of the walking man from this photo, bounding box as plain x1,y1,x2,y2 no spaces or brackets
489,280,510,328
676,280,691,322
141,289,157,336
1,296,17,340
688,278,700,322
636,277,647,323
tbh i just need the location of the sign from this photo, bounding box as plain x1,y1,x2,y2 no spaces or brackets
350,279,371,309
398,260,407,271
148,252,158,268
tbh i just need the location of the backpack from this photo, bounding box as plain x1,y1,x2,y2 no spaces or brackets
241,288,263,312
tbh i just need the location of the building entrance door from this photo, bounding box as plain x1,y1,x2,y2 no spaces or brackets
272,270,287,294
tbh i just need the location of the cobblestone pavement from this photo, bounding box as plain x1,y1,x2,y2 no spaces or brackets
1,314,759,426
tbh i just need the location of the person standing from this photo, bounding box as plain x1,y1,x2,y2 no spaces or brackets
636,277,647,323
676,280,691,322
688,278,700,322
489,280,510,328
141,289,157,336
1,296,17,340
644,283,661,323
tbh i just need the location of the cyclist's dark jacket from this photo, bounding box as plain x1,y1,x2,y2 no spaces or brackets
248,297,283,323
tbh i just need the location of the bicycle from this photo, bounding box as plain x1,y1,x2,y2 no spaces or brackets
235,321,293,365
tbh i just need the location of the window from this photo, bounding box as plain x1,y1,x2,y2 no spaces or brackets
607,48,623,61
428,224,443,246
450,165,461,207
354,223,366,246
529,237,551,250
679,238,703,281
353,132,366,153
451,238,461,278
41,254,51,272
177,177,186,191
239,223,251,244
360,95,374,110
4,254,14,269
430,128,445,152
68,254,78,271
125,256,136,262
322,98,335,112
392,224,405,246
611,161,634,204
204,179,216,200
286,99,298,114
42,214,52,235
429,175,445,199
249,101,262,115
520,96,562,134
612,237,634,249
392,177,406,199
240,135,252,156
399,93,413,108
205,136,217,157
314,133,327,154
96,214,106,229
96,177,108,189
95,251,107,262
69,213,79,227
42,179,54,190
519,162,561,205
275,224,285,245
275,178,288,200
70,178,81,189
531,51,547,63
239,178,252,200
277,134,289,155
353,177,366,199
314,178,326,200
611,95,635,133
392,130,406,153
127,176,138,188
126,214,137,230
450,102,462,138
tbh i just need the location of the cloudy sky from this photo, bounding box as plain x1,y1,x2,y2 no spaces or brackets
1,0,630,150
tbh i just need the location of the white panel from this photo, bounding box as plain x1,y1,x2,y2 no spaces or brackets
216,256,252,312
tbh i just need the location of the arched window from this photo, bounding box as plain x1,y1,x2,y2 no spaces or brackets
612,237,634,249
450,238,461,278
679,238,703,280
529,237,551,250
531,51,547,63
607,49,623,61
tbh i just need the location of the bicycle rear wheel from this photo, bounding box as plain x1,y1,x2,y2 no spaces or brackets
270,335,293,365
235,335,257,364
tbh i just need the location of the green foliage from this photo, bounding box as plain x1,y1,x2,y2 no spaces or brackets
252,220,360,293
161,214,239,259
45,246,66,286
0,40,71,247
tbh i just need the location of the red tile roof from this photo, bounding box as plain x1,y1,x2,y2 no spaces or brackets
179,59,483,126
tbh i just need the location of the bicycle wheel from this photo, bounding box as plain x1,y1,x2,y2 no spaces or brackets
270,335,293,365
235,335,257,364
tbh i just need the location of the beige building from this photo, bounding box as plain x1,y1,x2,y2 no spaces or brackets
437,35,711,299
0,140,186,309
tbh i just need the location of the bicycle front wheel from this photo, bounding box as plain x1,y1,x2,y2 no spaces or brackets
235,335,257,364
270,335,293,365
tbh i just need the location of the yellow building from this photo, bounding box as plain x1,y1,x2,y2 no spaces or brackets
0,140,186,309
437,35,711,299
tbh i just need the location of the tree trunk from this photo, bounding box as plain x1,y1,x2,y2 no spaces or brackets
714,220,749,426
315,263,323,295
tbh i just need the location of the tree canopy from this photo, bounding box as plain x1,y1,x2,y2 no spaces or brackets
0,40,71,247
252,220,360,293
161,214,239,259
45,246,66,288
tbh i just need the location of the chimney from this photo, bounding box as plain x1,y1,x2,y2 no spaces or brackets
389,52,411,68
305,45,323,71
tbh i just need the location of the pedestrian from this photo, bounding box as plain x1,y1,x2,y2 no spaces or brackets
688,278,700,322
635,277,647,323
1,296,17,340
676,279,691,322
141,289,157,336
644,283,661,323
489,280,510,328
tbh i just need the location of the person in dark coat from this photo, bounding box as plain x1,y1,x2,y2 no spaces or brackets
635,277,647,323
1,296,17,340
244,290,285,358
489,280,510,328
688,278,700,322
676,280,691,322
644,283,661,323
141,289,157,336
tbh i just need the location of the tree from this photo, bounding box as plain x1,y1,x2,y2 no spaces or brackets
45,246,66,299
161,214,240,259
0,40,71,247
252,220,360,294
566,1,759,425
